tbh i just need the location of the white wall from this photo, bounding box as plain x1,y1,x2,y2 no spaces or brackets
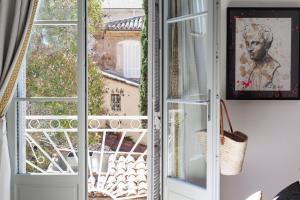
102,0,143,9
220,1,300,199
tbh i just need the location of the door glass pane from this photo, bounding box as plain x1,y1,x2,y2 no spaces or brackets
23,101,77,115
167,103,207,188
168,0,207,18
25,25,78,97
17,2,79,175
37,0,77,20
168,16,207,100
18,101,78,174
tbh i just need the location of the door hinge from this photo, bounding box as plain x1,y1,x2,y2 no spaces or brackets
158,38,161,50
154,112,161,130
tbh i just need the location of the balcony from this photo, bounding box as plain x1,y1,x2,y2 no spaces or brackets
23,115,148,200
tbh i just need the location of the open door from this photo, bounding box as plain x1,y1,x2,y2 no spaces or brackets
8,0,87,200
162,0,219,199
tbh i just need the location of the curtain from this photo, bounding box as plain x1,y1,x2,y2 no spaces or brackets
0,0,39,199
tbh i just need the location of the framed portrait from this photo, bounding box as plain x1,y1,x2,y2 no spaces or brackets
227,8,300,100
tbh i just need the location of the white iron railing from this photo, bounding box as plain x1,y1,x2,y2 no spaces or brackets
24,115,148,200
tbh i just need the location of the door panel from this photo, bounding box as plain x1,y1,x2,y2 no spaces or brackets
167,103,207,187
167,178,208,199
167,17,208,101
16,184,77,200
163,0,217,199
168,0,208,18
168,191,193,200
9,0,87,200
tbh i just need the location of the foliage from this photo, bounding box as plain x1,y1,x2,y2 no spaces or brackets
26,0,104,116
89,133,102,150
26,25,77,115
124,136,134,142
37,0,103,34
88,0,103,35
88,58,105,115
37,0,78,20
25,0,105,172
139,0,148,116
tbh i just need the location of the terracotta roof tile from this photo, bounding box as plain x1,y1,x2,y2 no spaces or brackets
106,16,144,31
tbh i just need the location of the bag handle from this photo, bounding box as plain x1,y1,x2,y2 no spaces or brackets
220,99,233,145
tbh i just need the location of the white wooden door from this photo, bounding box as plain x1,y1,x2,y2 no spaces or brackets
8,0,87,200
162,0,219,199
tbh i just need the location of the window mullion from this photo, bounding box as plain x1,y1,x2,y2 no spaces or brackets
15,97,78,102
34,20,78,26
166,11,208,24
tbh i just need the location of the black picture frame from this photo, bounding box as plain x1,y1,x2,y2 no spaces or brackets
226,7,300,100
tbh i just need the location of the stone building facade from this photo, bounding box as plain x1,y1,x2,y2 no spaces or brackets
91,0,145,116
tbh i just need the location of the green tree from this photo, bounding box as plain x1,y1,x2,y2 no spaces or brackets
25,0,105,172
88,0,103,35
27,0,105,116
139,0,148,116
88,58,105,115
37,0,78,20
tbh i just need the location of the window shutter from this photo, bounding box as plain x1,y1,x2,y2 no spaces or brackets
117,40,141,78
152,1,161,199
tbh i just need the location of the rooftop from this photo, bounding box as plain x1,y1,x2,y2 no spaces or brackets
102,69,140,87
105,16,144,31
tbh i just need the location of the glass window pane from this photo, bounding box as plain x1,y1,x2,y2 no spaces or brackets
168,0,207,18
37,0,77,21
167,103,207,188
25,25,78,97
17,101,78,174
168,16,207,100
24,101,78,115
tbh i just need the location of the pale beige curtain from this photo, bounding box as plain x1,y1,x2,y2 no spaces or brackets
0,0,39,199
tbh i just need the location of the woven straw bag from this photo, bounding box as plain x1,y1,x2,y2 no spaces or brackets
198,99,248,175
220,99,248,175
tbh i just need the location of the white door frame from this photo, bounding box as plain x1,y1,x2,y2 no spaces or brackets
147,0,163,199
7,0,87,199
160,0,221,199
5,0,221,199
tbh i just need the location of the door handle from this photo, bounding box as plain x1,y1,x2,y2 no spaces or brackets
208,89,211,121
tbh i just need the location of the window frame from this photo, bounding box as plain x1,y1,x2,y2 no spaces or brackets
7,0,87,199
111,93,121,111
5,0,161,200
116,39,142,79
161,0,220,200
16,15,80,176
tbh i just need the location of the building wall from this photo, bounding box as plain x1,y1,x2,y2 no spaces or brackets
93,31,141,75
103,76,140,116
220,1,300,199
102,0,144,23
102,0,143,9
101,76,145,144
102,9,144,23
